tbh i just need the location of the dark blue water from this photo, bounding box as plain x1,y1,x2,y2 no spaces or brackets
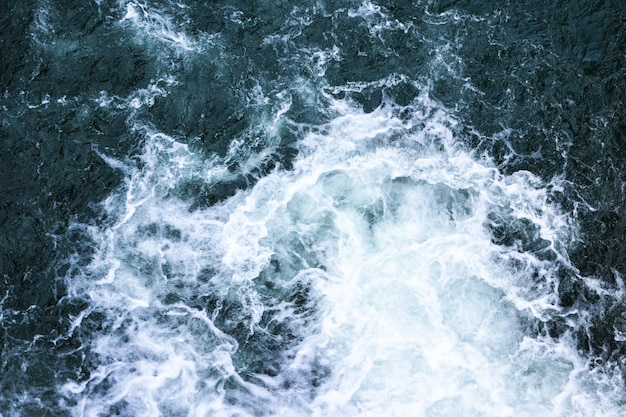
1,1,626,415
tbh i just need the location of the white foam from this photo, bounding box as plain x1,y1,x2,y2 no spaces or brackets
61,83,626,417
120,1,195,51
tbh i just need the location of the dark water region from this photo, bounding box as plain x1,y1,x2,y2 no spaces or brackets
1,0,626,415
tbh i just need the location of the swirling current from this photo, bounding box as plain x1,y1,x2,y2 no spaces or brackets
1,1,626,416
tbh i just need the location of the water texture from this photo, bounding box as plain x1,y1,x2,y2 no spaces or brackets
1,0,625,416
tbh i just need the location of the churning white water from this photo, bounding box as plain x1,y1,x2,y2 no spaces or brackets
58,86,625,417
1,0,623,415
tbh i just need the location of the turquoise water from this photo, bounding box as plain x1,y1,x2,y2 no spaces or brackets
1,1,625,415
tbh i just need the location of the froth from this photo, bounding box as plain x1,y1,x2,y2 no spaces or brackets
121,1,195,51
60,85,624,416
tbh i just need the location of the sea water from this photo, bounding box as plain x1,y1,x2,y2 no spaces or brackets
1,1,626,416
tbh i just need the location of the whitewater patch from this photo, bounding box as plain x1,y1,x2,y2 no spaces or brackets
58,91,624,417
120,1,195,51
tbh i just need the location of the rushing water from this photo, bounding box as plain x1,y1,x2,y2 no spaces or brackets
1,1,626,416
